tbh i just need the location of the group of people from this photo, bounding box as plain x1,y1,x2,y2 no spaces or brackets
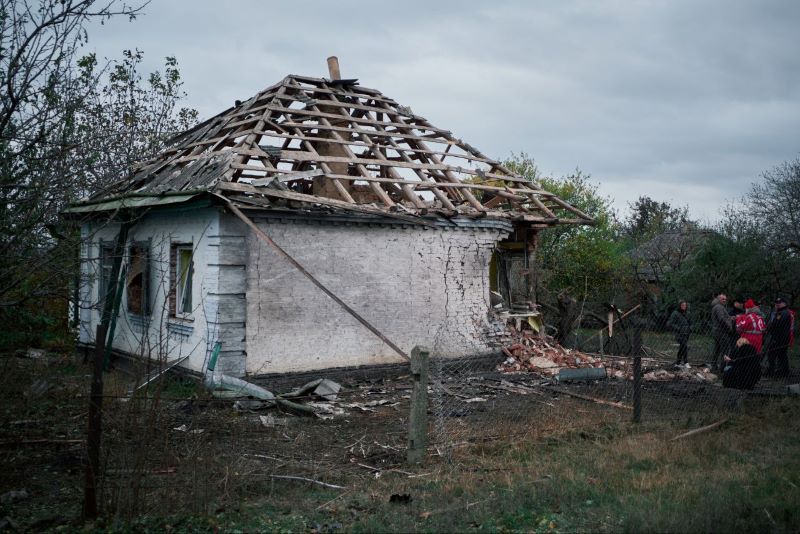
667,293,795,389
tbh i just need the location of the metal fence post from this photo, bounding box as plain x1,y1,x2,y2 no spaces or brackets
407,345,430,465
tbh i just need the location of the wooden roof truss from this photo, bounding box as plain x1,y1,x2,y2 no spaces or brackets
96,74,593,226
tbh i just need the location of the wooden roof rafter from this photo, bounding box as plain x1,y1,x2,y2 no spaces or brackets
87,68,593,227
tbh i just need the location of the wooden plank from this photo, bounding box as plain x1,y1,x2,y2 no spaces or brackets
226,92,400,123
275,121,450,145
548,195,594,222
264,104,452,135
250,168,325,186
304,95,396,208
381,136,457,210
214,183,436,227
288,124,356,204
346,117,426,209
263,173,553,196
670,418,729,441
282,77,397,102
173,129,502,169
316,90,458,210
229,152,449,172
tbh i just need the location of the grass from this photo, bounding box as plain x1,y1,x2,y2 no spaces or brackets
575,327,800,368
1,353,799,532
163,398,800,533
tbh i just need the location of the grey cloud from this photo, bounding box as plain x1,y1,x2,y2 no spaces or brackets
84,0,800,220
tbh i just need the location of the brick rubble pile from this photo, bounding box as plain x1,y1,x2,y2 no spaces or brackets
496,327,603,376
496,327,717,383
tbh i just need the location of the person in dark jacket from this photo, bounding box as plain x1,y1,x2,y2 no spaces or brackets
710,294,734,372
765,297,793,378
723,337,761,389
667,301,691,366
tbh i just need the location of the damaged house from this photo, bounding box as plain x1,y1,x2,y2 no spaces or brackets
68,59,593,377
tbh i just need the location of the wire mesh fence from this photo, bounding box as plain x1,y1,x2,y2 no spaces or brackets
4,263,797,526
427,285,799,459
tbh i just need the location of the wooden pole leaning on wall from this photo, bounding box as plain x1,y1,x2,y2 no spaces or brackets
83,324,106,520
407,346,430,465
225,202,410,362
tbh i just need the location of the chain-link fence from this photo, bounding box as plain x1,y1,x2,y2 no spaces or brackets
427,285,799,459
4,254,797,526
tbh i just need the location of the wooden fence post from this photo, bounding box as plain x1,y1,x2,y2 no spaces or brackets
83,324,106,520
407,346,430,465
632,318,643,423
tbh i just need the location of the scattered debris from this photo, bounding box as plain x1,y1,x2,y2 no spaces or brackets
172,424,204,434
541,386,632,411
313,379,342,401
233,399,271,412
306,402,346,420
259,414,289,428
27,379,53,399
643,367,718,383
670,418,729,441
269,475,346,490
496,328,603,376
0,489,29,505
496,326,720,384
26,348,46,360
204,358,345,418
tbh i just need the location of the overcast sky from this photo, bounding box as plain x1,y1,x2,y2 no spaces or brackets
85,0,800,222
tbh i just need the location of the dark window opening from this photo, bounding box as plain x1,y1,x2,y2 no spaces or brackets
127,243,151,316
98,243,115,312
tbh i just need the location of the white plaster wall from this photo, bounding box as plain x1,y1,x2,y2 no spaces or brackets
245,219,509,374
79,207,220,374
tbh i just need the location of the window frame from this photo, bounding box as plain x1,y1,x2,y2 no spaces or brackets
170,242,194,320
98,241,116,313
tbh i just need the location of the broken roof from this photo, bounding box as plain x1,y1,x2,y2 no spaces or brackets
80,69,593,226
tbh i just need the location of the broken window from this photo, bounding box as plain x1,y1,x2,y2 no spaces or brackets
126,243,151,316
491,243,528,308
170,243,194,317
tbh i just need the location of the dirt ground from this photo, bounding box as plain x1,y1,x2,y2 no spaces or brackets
1,350,797,530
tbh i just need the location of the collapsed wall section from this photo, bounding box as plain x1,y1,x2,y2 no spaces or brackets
242,214,512,375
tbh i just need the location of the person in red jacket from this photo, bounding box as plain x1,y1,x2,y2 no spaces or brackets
736,299,766,353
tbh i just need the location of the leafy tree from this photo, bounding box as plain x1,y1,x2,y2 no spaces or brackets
71,49,198,197
665,160,800,322
0,1,197,347
504,153,627,304
675,201,800,309
623,195,691,241
745,158,800,253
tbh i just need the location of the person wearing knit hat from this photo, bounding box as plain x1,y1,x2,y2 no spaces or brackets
736,299,766,354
